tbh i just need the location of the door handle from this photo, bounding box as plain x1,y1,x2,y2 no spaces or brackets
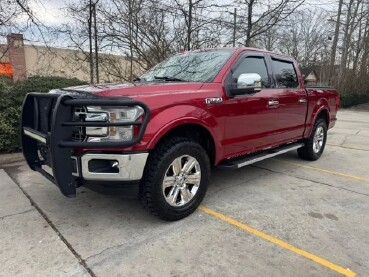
268,100,279,107
298,98,307,103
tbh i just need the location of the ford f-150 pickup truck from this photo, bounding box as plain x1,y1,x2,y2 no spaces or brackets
21,47,339,220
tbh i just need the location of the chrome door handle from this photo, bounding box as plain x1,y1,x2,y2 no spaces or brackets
298,98,307,103
268,100,279,107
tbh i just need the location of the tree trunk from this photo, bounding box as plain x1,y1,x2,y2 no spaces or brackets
341,0,359,72
88,0,94,84
359,23,369,77
329,0,343,84
187,0,193,50
245,0,254,47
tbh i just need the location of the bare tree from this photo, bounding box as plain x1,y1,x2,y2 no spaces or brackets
235,0,305,47
275,9,331,67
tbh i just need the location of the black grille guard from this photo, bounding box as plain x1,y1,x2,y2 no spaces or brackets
21,92,150,197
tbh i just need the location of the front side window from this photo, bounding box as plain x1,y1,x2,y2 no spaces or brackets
272,59,298,88
139,50,234,83
232,57,270,88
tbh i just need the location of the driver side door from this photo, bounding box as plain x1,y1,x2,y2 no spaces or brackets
222,54,281,158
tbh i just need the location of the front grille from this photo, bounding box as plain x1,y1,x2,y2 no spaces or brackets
72,107,87,142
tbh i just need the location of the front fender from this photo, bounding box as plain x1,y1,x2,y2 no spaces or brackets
145,105,223,161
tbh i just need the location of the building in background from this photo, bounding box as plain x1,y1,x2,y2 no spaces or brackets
300,67,320,86
0,33,140,83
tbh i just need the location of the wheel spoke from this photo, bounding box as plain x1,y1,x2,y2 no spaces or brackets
163,176,175,188
166,186,180,205
185,172,201,185
180,188,192,203
317,128,321,136
182,157,196,174
171,157,182,175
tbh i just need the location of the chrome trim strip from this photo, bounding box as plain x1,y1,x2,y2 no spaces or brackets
24,129,47,144
237,143,304,168
80,153,148,181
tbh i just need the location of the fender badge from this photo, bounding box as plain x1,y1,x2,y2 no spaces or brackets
205,97,223,104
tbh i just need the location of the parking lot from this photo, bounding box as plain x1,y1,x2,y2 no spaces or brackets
1,105,369,277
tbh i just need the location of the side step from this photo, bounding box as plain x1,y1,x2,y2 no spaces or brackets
219,143,304,169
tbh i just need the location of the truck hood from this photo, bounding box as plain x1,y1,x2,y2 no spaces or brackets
58,82,204,98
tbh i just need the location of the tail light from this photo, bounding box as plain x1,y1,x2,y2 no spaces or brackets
335,95,340,111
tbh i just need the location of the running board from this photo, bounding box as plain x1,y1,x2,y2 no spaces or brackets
219,143,305,169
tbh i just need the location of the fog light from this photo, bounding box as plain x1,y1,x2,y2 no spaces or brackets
88,159,119,173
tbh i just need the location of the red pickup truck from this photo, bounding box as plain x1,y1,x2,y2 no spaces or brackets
21,48,339,220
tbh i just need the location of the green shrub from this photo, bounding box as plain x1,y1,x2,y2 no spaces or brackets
337,71,369,108
340,92,369,108
0,76,87,153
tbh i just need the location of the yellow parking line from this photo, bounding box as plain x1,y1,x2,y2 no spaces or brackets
327,143,369,152
199,205,356,277
273,159,369,182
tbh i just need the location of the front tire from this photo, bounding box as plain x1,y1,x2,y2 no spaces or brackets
139,137,210,221
298,118,327,161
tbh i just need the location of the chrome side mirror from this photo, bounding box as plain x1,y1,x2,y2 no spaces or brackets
237,73,262,92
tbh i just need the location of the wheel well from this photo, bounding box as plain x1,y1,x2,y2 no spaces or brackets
316,109,329,126
155,124,216,166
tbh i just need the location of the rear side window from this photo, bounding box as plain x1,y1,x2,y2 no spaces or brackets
232,57,270,88
272,59,298,88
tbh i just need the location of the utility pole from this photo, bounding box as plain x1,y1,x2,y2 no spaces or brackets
93,2,99,84
233,8,237,47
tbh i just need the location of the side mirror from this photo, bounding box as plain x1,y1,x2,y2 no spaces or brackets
230,73,262,96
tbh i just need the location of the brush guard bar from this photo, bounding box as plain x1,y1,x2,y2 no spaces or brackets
21,92,150,197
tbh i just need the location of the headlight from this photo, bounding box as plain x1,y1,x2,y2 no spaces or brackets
85,108,109,137
85,106,144,142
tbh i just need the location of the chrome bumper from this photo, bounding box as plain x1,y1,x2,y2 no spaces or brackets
76,153,148,181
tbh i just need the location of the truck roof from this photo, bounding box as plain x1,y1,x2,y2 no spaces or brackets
187,47,294,61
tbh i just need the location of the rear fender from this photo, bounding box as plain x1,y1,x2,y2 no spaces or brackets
305,98,330,138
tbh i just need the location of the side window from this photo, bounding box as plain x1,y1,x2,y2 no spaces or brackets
272,59,298,88
232,57,270,88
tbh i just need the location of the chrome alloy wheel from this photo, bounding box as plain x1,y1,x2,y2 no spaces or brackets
162,155,201,207
313,126,324,153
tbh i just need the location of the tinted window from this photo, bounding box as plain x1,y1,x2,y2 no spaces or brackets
272,59,298,88
233,57,270,88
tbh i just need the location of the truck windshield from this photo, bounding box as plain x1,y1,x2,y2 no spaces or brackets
139,50,234,83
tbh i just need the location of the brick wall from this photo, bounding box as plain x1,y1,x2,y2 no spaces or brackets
7,34,26,81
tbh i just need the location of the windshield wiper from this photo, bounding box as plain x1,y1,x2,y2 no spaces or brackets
154,76,186,82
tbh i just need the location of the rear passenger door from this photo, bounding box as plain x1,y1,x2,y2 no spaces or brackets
270,57,308,142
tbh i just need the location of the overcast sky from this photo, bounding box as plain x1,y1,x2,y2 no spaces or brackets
1,0,338,48
27,0,337,27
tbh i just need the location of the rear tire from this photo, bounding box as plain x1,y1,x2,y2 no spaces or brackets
298,118,327,161
139,137,210,221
